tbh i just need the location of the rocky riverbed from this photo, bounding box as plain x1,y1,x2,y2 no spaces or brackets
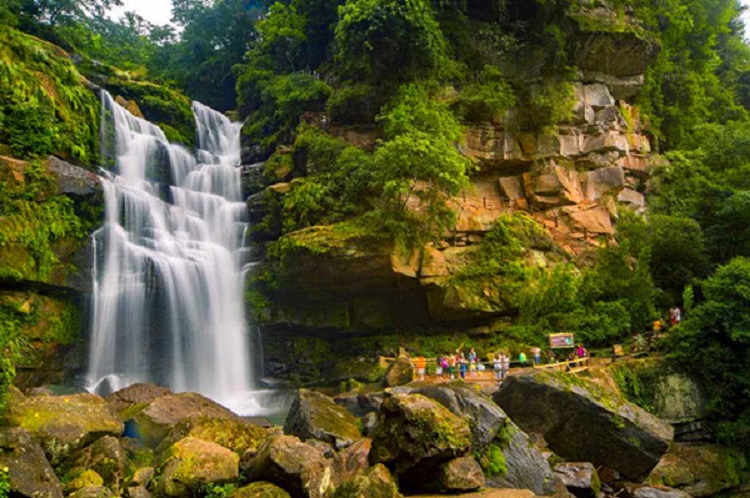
1,369,743,498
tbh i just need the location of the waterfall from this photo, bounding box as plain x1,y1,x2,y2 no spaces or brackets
86,92,256,412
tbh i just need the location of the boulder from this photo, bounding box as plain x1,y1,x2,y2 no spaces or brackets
567,207,614,235
126,486,152,498
131,467,155,488
383,358,414,387
63,436,129,492
63,469,105,495
369,393,472,480
106,383,172,417
46,156,101,197
0,427,63,498
393,384,507,449
332,438,372,486
646,443,744,496
554,463,601,498
361,412,378,437
486,421,556,496
6,393,124,464
157,437,240,497
247,434,333,498
123,392,238,447
284,390,361,450
332,464,401,498
524,164,584,208
229,482,291,498
434,456,485,493
156,415,268,463
68,487,117,498
493,371,673,481
631,485,692,498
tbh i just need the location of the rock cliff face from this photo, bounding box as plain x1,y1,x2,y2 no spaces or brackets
0,155,103,387
247,4,659,384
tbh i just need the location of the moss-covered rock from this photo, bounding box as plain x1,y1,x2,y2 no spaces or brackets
383,358,413,388
156,437,239,497
433,456,485,493
369,393,472,484
68,486,117,497
493,371,673,482
247,434,333,498
0,426,63,498
106,383,173,419
331,464,401,498
0,29,100,165
62,436,129,493
62,469,105,495
5,393,124,465
156,415,269,464
284,390,361,450
122,392,238,448
229,481,292,498
646,443,746,497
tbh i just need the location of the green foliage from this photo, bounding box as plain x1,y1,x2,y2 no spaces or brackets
201,482,237,498
456,65,516,123
327,83,380,125
334,0,450,86
512,77,577,133
0,161,90,281
670,257,750,445
610,361,661,413
0,465,10,497
0,28,99,164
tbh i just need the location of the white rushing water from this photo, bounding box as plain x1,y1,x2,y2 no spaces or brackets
86,92,271,414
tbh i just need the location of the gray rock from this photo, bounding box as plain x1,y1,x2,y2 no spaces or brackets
69,487,116,498
361,412,378,437
47,156,101,197
494,371,673,481
393,384,507,449
0,427,63,498
434,456,485,493
554,462,601,498
383,357,413,387
584,165,625,201
284,389,361,450
486,420,556,496
632,486,692,498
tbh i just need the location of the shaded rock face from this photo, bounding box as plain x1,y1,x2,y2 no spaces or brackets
646,443,744,497
157,437,240,497
488,420,556,496
62,436,129,493
332,438,372,486
69,486,117,498
6,393,124,465
247,434,332,498
554,462,601,498
630,486,692,498
494,372,673,481
121,392,238,447
0,427,63,498
284,390,361,450
369,393,472,485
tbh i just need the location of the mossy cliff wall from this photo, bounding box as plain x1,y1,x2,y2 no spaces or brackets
245,2,660,384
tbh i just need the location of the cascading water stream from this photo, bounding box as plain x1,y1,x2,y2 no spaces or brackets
86,91,264,413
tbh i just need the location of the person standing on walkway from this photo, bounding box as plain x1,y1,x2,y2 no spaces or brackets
502,351,510,380
415,356,426,381
532,346,541,365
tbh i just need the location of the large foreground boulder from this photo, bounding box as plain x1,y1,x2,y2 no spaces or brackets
247,434,333,498
6,393,124,464
157,437,239,497
394,384,507,448
494,372,673,481
383,358,414,387
156,415,269,464
369,393,472,484
122,392,238,447
106,383,172,416
0,427,63,498
284,390,361,450
62,436,129,493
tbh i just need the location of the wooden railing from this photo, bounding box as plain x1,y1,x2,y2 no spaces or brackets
532,356,591,373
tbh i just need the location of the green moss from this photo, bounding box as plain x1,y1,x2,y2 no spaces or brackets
0,29,100,165
0,160,90,282
61,469,104,494
476,444,508,477
610,359,661,413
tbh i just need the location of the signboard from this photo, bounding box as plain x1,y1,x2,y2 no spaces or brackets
549,333,575,349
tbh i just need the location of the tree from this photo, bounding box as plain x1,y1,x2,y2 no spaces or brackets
670,257,750,444
334,0,449,86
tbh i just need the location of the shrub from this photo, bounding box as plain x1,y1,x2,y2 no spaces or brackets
327,83,380,125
